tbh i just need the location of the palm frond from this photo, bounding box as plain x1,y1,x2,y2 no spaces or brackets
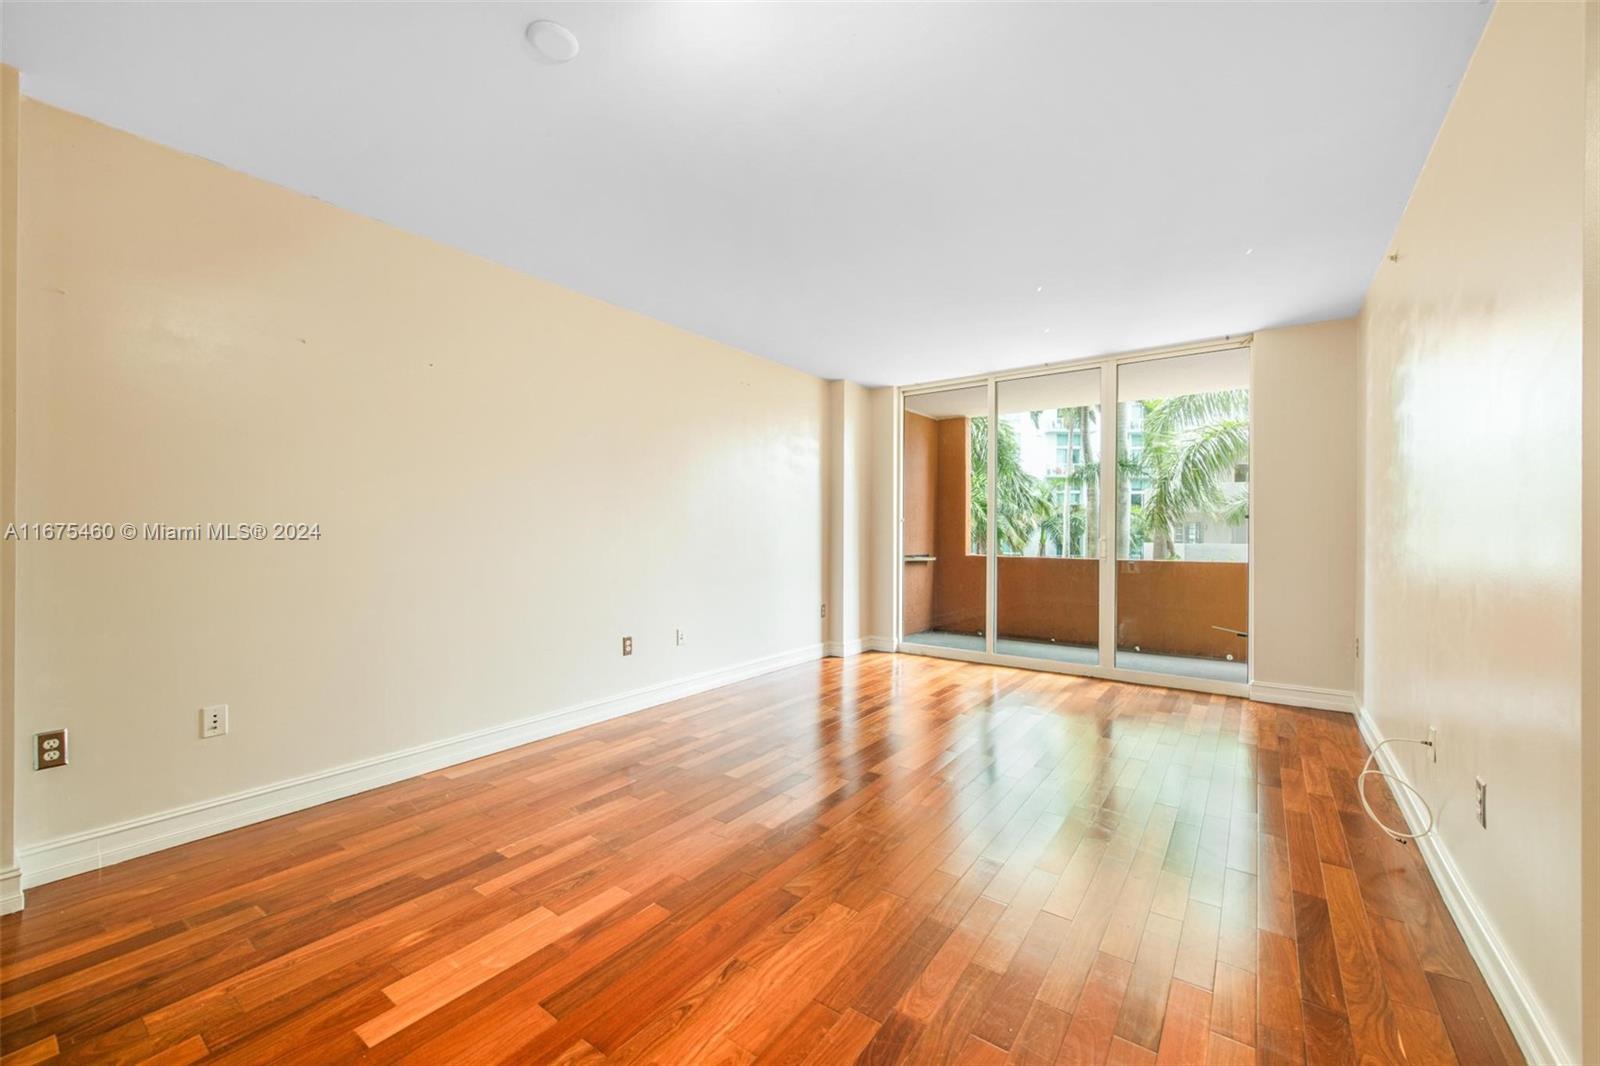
1217,494,1249,527
1169,420,1249,507
1142,390,1248,437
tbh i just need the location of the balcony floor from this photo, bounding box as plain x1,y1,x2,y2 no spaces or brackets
904,630,1248,684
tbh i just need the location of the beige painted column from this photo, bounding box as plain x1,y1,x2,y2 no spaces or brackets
866,386,896,645
1249,319,1358,703
825,380,873,654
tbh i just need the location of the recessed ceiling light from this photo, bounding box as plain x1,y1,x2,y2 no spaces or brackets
1244,248,1254,256
1035,286,1044,293
525,19,580,64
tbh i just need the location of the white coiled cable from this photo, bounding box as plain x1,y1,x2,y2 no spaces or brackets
1357,737,1436,844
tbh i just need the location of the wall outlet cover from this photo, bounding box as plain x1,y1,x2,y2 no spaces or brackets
201,705,229,739
33,729,67,770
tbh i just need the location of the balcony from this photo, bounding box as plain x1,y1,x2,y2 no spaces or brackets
903,556,1248,684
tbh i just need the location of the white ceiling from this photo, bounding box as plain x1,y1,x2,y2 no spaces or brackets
2,1,1490,386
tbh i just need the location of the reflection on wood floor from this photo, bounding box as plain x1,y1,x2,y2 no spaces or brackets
0,653,1522,1065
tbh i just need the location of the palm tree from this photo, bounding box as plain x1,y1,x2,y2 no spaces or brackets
1131,389,1249,559
968,417,1056,554
965,389,1248,562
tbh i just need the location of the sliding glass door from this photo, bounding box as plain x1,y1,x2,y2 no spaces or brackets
1114,348,1250,682
898,341,1251,694
900,385,989,653
994,368,1102,665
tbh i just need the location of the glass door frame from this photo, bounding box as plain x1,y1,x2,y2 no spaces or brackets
895,335,1253,699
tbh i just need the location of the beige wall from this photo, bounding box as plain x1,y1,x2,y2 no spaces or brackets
1358,3,1584,1059
14,101,830,857
0,66,18,914
1582,2,1599,1059
1251,319,1357,695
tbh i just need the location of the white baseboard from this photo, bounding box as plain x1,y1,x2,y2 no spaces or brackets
823,636,895,657
0,866,22,915
1248,680,1355,713
1354,703,1571,1066
15,642,825,896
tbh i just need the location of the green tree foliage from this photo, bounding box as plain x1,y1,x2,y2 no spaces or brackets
968,389,1248,560
1134,389,1249,559
968,417,1056,554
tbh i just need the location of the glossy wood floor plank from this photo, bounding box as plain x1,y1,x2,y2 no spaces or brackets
0,654,1523,1065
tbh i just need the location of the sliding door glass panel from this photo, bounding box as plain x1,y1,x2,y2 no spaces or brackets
993,370,1101,665
1114,349,1250,682
902,386,989,652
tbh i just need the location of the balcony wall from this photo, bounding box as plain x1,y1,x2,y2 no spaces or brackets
1116,561,1247,661
902,413,1248,662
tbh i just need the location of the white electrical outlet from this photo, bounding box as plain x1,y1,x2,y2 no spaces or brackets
201,704,228,739
1427,726,1438,762
675,628,685,646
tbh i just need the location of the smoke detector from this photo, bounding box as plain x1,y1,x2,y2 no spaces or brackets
525,20,580,65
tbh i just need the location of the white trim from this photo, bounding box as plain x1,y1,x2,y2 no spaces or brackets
824,636,896,657
1248,681,1355,714
1097,361,1117,674
15,643,825,895
0,866,22,915
891,385,905,647
1354,703,1572,1066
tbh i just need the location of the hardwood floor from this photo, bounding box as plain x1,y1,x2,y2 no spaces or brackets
0,653,1524,1065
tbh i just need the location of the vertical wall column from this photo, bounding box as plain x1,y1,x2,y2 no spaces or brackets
1249,320,1358,705
1,64,22,915
865,386,896,645
827,381,896,655
826,381,873,654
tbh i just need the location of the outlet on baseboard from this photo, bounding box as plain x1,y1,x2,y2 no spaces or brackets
622,636,633,656
1427,725,1438,762
201,705,228,739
